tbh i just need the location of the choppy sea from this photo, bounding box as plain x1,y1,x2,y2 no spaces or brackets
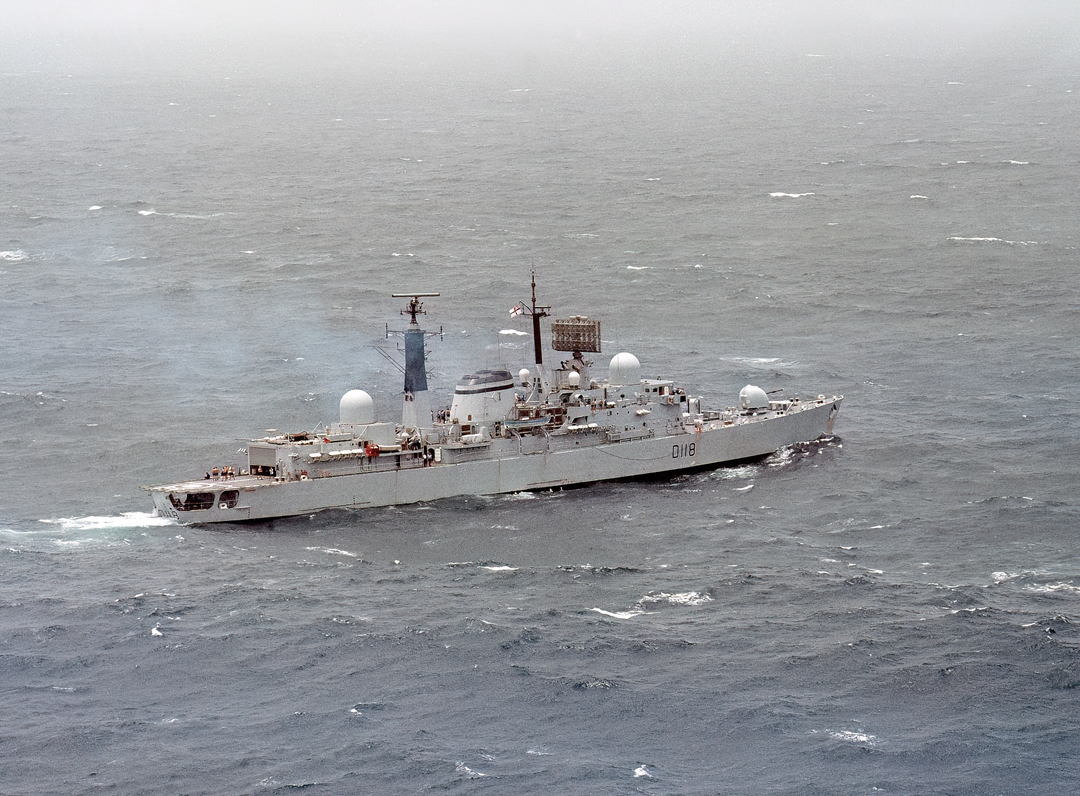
2,4,1079,793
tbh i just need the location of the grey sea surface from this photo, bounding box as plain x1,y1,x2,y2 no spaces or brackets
2,4,1079,794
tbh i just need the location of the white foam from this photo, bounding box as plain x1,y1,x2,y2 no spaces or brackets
770,192,815,198
627,265,650,270
594,590,712,620
455,762,487,778
734,484,755,492
40,512,176,531
499,329,528,336
304,547,358,558
949,236,1037,246
828,730,877,746
591,607,648,619
1024,583,1080,593
724,356,783,365
0,250,28,262
138,209,156,216
481,565,518,572
88,205,102,210
910,195,928,199
633,765,654,778
643,591,713,607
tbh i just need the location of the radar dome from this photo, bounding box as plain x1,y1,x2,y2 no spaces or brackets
567,371,581,387
339,389,375,425
739,385,770,410
518,368,532,385
608,352,641,385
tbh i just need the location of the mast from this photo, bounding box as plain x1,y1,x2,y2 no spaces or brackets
390,292,440,431
523,272,551,396
530,272,549,370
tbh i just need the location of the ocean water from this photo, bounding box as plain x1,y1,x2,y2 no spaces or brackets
3,4,1080,794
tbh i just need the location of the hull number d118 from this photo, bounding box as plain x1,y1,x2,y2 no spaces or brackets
673,442,697,459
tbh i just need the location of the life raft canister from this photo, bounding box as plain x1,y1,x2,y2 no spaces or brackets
365,442,381,458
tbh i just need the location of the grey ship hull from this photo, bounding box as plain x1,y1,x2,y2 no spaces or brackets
146,396,840,524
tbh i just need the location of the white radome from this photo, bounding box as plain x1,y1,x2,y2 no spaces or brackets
339,389,375,425
609,352,641,385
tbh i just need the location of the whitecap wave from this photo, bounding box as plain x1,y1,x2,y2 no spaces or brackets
0,250,29,262
593,590,712,619
641,591,713,607
949,236,1037,245
455,762,487,778
591,607,648,619
304,547,358,558
1024,583,1080,593
826,730,878,746
770,192,815,198
40,512,176,531
723,356,783,365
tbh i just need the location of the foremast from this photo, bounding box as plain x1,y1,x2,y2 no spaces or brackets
390,292,441,432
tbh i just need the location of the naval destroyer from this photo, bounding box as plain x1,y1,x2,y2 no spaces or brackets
144,279,842,523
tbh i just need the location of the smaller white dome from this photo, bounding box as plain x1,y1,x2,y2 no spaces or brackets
609,352,641,385
519,368,532,385
567,370,581,387
739,384,770,410
339,389,375,425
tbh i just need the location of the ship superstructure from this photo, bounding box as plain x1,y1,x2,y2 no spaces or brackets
144,280,842,523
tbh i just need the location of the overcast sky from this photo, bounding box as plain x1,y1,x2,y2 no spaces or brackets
7,0,1077,75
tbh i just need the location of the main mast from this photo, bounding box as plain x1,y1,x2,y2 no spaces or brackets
522,272,551,396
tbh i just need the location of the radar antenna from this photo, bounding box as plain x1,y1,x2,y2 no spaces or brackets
391,292,440,326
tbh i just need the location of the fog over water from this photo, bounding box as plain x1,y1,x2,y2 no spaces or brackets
3,2,1079,794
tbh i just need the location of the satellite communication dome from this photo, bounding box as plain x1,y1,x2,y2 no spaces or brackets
567,371,581,387
608,352,641,385
339,389,375,425
519,368,532,385
739,385,770,410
